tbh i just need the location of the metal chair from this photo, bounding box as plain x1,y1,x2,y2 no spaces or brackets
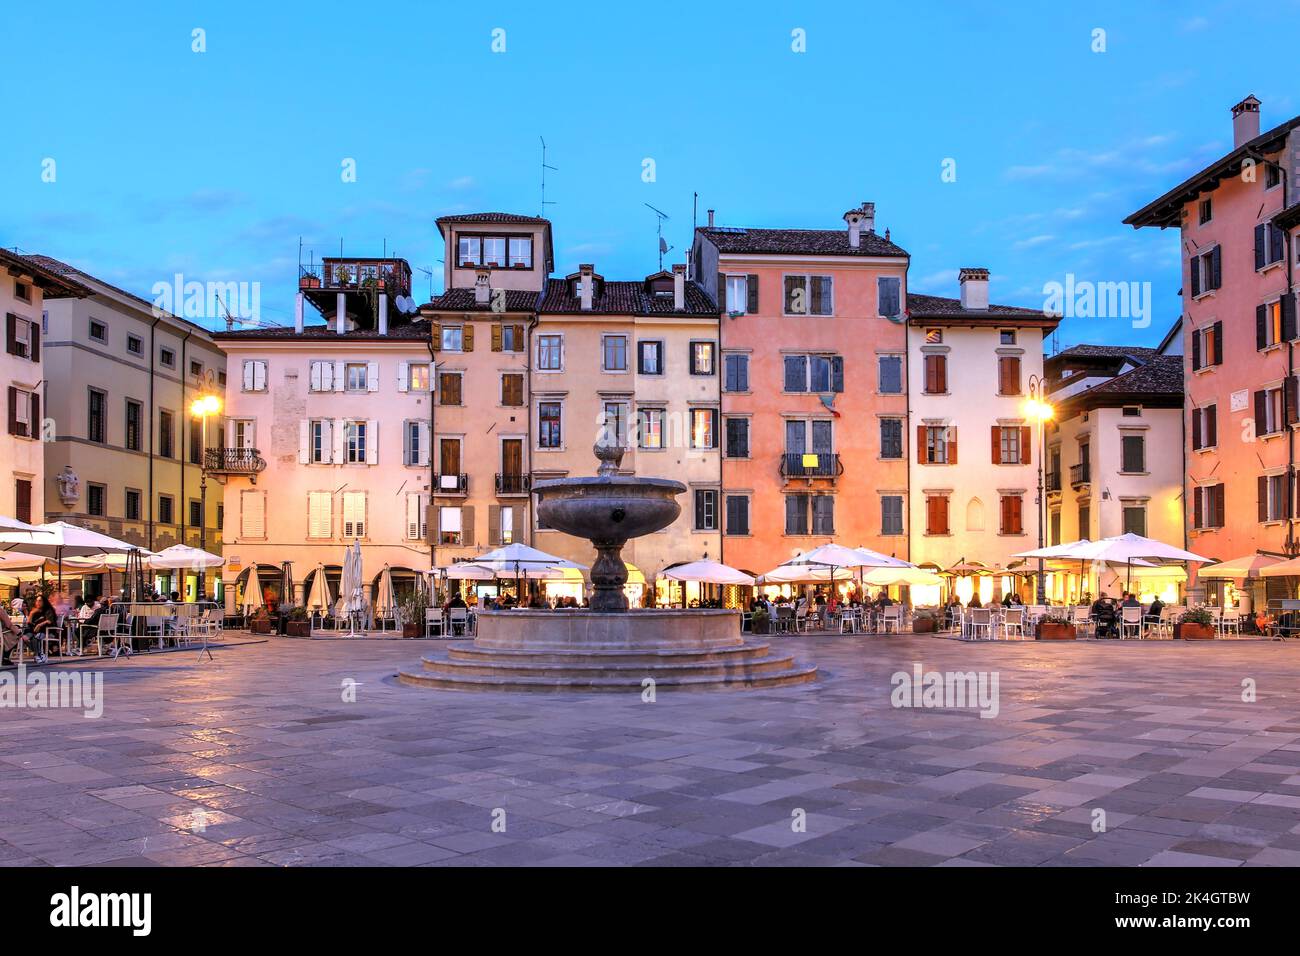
1119,605,1143,639
967,608,992,640
425,608,444,638
1001,607,1026,640
449,607,469,636
1220,607,1241,637
1070,605,1093,638
880,606,903,634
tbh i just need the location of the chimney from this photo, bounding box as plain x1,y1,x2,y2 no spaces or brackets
378,291,389,335
335,291,347,335
958,268,990,311
578,263,594,311
707,209,715,228
294,292,304,334
860,202,875,234
843,205,868,248
474,268,490,306
1232,94,1261,148
672,263,686,311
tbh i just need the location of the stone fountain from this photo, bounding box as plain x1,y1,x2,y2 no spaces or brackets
399,444,816,692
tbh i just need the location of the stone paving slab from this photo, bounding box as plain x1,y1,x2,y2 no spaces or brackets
2,634,1300,866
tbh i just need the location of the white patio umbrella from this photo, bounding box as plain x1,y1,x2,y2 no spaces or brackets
472,542,567,597
660,560,755,587
759,564,856,584
0,515,42,534
374,565,398,623
1197,554,1284,579
1258,556,1300,578
439,563,496,580
0,520,142,594
305,564,334,611
148,544,223,571
852,546,914,569
863,566,944,588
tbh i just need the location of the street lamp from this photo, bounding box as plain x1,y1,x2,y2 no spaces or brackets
190,393,221,600
1023,376,1054,604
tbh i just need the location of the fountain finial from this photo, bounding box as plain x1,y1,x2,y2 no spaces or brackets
594,440,624,477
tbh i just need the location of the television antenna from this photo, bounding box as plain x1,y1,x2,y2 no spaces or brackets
416,265,436,301
645,202,672,271
540,137,558,217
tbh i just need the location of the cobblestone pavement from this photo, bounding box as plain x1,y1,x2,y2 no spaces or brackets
2,634,1299,867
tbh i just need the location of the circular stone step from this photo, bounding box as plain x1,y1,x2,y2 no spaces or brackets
396,664,819,693
420,652,801,680
446,640,775,666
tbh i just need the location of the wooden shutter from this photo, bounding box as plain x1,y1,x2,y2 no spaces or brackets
990,426,1001,464
431,322,442,350
1189,255,1201,298
1259,476,1269,522
1206,405,1217,447
298,420,310,464
366,361,379,392
1210,246,1222,289
1257,304,1267,350
1211,322,1222,364
1191,408,1202,451
1255,224,1266,270
333,360,345,390
491,324,503,351
1255,390,1267,434
1287,377,1300,427
30,393,38,440
916,425,926,464
1193,487,1204,529
717,273,726,310
4,314,14,356
397,361,409,392
365,421,378,464
418,422,431,467
1214,485,1225,528
333,420,346,463
512,324,525,350
947,426,958,465
29,323,39,362
747,275,759,313
463,324,475,351
1191,326,1201,371
1020,426,1032,464
938,497,949,535
242,361,254,391
310,362,322,392
462,506,475,546
488,505,501,545
1283,292,1297,342
1012,495,1023,534
6,386,16,436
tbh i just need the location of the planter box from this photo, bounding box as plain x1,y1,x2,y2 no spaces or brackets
250,619,272,635
1177,622,1216,640
284,621,311,637
1037,622,1077,640
402,623,419,639
912,617,937,633
300,277,320,289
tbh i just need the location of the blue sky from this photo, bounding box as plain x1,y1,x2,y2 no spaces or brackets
3,0,1297,346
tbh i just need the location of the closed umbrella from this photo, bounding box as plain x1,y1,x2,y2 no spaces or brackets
374,565,398,625
341,540,365,636
305,564,334,611
242,566,264,615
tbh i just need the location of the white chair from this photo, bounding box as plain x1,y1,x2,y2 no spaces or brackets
838,611,856,634
967,608,992,640
880,606,902,634
425,608,444,638
1070,605,1093,638
449,607,469,636
1001,607,1025,640
90,614,119,656
1220,608,1241,637
1119,605,1143,639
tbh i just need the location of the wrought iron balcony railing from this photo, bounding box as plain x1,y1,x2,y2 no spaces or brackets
1069,463,1091,488
204,447,266,476
495,473,530,495
779,452,842,479
434,473,469,494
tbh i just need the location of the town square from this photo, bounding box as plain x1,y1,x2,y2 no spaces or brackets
1,1,1298,932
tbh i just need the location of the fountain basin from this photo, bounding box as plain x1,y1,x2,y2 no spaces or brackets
532,475,685,541
471,608,742,651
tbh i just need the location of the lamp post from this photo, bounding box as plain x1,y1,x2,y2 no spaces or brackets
190,393,221,600
1023,376,1054,604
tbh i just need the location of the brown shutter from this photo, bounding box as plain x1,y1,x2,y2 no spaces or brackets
1191,408,1202,450
717,272,726,310
1211,322,1222,364
1259,476,1269,522
513,324,525,350
461,506,475,546
1287,376,1300,427
491,324,502,351
488,505,501,546
916,425,926,464
431,322,442,350
6,386,17,435
29,323,39,362
939,497,949,535
1012,495,1023,534
747,275,759,313
1206,405,1217,447
1192,488,1203,529
1214,484,1225,528
1191,327,1201,371
1255,390,1267,434
463,324,475,351
936,356,947,393
991,426,1001,464
1020,426,1032,465
30,393,39,440
947,426,958,465
424,503,437,545
4,314,15,356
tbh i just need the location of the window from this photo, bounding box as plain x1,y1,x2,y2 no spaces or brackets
921,424,954,464
725,275,755,315
159,410,174,459
344,421,368,464
89,319,107,343
233,419,255,450
1189,246,1222,297
441,326,464,352
13,478,30,524
158,494,174,525
189,499,203,528
999,329,1017,345
127,334,143,356
1050,509,1061,545
689,341,716,375
491,504,516,545
189,360,203,379
637,340,663,375
189,416,202,464
925,495,950,535
638,408,664,449
1256,297,1295,350
602,335,628,372
1254,384,1289,436
159,347,175,368
218,371,226,387
1192,404,1218,450
995,425,1027,465
1198,197,1212,225
1192,484,1225,530
999,494,1024,535
878,354,903,394
694,489,718,531
1121,405,1141,417
812,495,835,535
14,281,30,302
438,438,463,483
87,483,106,517
87,388,106,443
724,353,749,392
925,329,943,344
924,354,948,394
690,408,718,449
457,236,481,267
404,421,424,467
1259,474,1288,523
880,418,903,459
876,276,902,318
725,417,749,458
501,373,524,406
8,387,36,438
784,354,844,393
458,234,532,268
402,494,427,542
342,491,366,538
439,372,463,406
537,334,563,370
602,402,629,448
1120,434,1146,473
125,489,141,521
240,490,266,538
538,401,563,448
509,237,533,268
1265,162,1282,189
725,495,750,536
5,314,36,360
484,238,507,267
881,495,904,536
438,506,462,545
493,323,524,352
407,363,430,392
1122,502,1147,535
308,492,332,539
997,355,1022,395
785,495,810,536
783,275,833,315
308,419,330,464
1191,321,1223,370
241,359,267,391
1078,502,1091,538
345,362,368,391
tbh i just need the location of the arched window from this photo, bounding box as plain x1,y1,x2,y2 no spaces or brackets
966,497,985,532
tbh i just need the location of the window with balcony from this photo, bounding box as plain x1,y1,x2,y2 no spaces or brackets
783,275,833,315
784,419,834,475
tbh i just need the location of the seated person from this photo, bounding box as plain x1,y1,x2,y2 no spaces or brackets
1145,596,1164,625
447,593,468,611
967,594,983,609
23,595,59,661
1,604,23,665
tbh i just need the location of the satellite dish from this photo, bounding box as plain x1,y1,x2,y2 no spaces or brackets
396,295,412,313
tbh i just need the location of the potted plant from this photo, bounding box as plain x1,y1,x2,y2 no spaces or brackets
911,608,940,633
300,273,320,289
1177,607,1216,640
750,608,771,635
399,592,430,639
249,606,272,635
1036,612,1077,640
283,605,311,638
